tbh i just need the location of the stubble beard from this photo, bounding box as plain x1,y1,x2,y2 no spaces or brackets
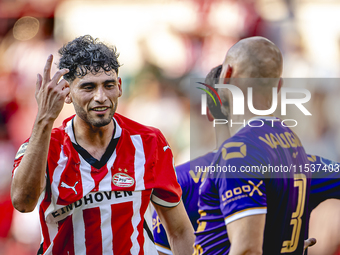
73,102,118,128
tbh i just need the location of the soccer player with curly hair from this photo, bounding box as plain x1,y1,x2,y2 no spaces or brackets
11,35,194,255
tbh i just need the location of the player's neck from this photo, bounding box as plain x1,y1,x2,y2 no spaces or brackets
73,116,114,159
229,112,263,136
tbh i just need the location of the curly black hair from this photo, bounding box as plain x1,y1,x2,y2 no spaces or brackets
58,35,121,82
205,65,228,119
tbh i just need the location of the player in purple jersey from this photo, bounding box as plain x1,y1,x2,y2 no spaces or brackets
194,36,313,255
154,153,337,254
153,65,338,255
153,65,329,255
152,65,231,255
151,46,339,255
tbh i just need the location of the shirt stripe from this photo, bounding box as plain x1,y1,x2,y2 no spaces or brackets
130,191,142,254
113,117,122,139
99,151,116,192
46,222,58,252
65,118,77,144
79,156,96,196
151,194,180,208
52,216,75,255
224,207,267,225
143,203,157,254
100,204,113,255
84,207,102,255
73,208,86,254
155,243,173,255
112,201,134,254
45,146,67,219
131,135,146,191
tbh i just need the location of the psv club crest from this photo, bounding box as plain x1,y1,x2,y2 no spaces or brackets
112,173,135,187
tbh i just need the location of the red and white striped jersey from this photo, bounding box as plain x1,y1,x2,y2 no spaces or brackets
13,113,182,255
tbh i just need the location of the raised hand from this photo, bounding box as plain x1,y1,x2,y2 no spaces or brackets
35,54,70,122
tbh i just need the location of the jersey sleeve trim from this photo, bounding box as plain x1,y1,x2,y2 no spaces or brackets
224,207,267,226
12,166,18,178
151,194,180,208
155,243,173,255
14,142,28,160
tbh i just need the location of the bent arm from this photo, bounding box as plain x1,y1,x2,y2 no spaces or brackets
11,119,53,212
11,55,69,213
153,201,195,255
227,214,266,255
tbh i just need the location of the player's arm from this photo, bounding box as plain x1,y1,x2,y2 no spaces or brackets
11,55,69,212
152,211,173,255
153,200,195,255
227,214,265,255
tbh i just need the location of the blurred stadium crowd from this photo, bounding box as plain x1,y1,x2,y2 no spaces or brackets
1,0,340,254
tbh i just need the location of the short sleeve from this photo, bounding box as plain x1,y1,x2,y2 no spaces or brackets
207,138,268,226
151,131,182,207
12,139,30,177
218,177,267,226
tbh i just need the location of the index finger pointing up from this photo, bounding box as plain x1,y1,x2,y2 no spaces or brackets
43,54,53,85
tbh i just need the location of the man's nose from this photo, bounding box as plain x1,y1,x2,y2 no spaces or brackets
94,86,107,102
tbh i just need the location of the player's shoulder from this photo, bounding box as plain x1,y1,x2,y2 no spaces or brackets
50,116,74,143
218,117,303,156
216,129,258,159
210,124,274,178
114,113,164,138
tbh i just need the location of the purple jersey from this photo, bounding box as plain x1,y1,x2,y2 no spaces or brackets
194,117,312,255
308,154,340,210
152,152,216,254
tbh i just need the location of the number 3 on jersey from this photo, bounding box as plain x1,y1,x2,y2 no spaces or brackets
281,174,307,253
193,211,207,255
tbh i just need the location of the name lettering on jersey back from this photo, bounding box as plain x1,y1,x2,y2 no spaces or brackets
51,191,133,219
258,132,302,149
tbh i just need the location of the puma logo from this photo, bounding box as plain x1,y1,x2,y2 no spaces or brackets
61,181,79,195
163,145,170,152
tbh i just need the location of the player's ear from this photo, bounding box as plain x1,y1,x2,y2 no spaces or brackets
65,83,72,104
277,78,283,93
117,77,122,97
207,107,214,122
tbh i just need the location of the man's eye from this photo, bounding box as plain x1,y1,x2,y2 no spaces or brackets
106,84,115,88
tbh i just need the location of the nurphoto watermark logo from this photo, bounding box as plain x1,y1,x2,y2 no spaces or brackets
197,83,312,128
